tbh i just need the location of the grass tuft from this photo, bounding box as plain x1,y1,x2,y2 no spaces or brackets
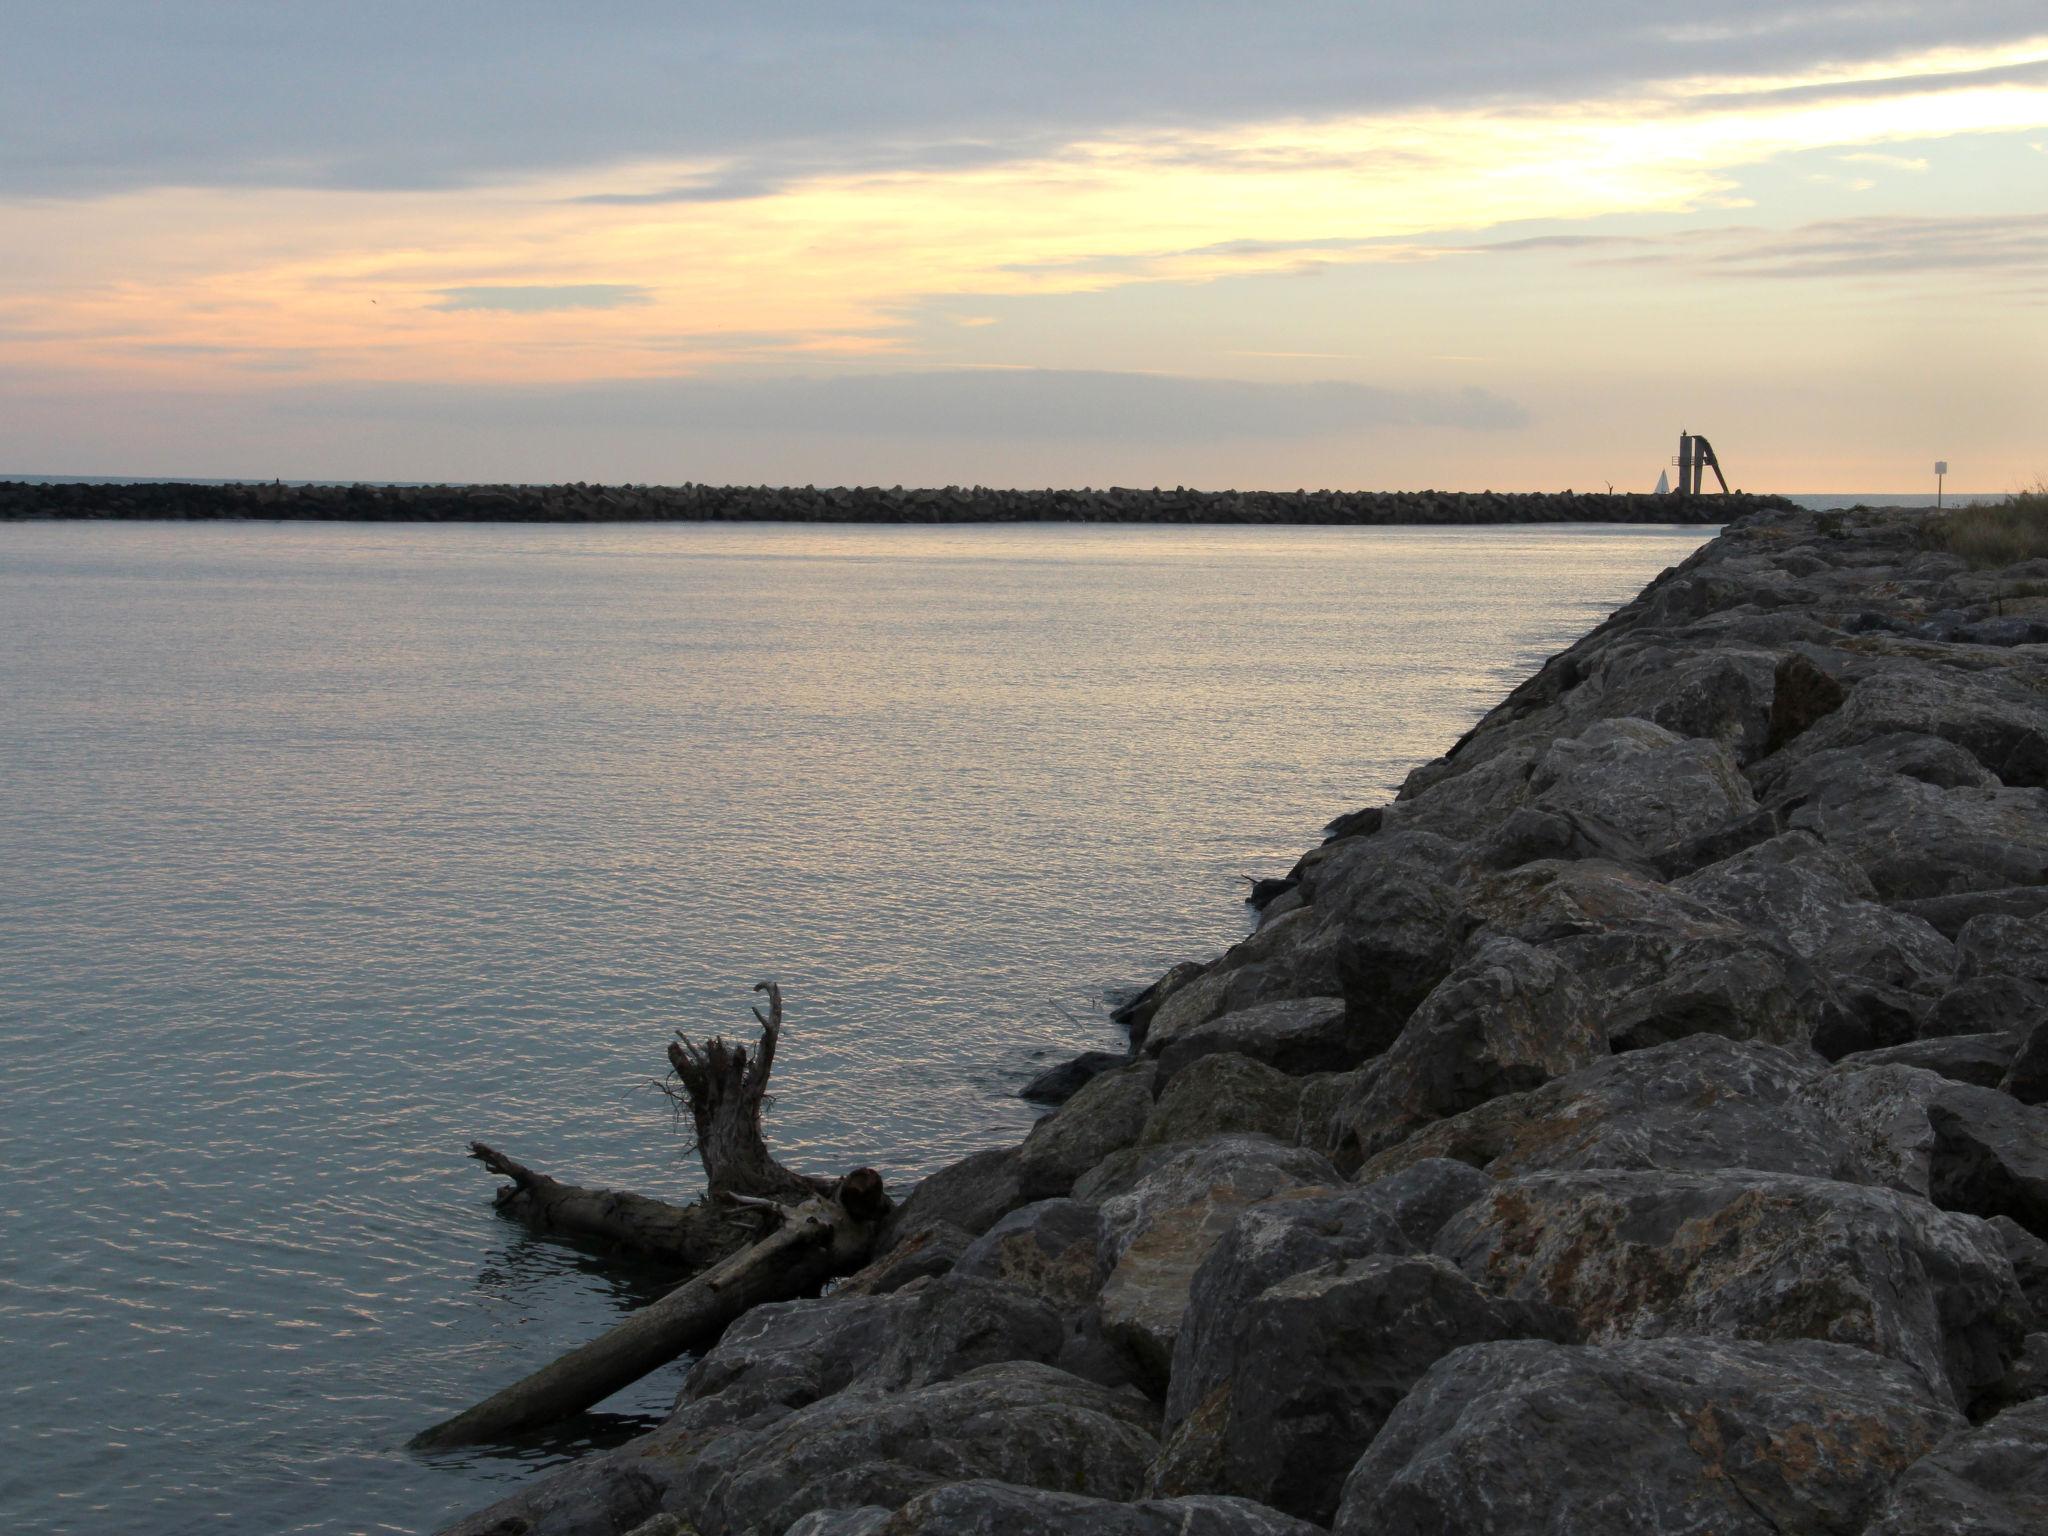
1923,481,2048,568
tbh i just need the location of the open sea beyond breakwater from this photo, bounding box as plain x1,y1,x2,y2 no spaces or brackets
0,519,1710,1534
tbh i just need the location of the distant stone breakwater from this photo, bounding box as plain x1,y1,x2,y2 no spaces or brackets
0,480,1790,525
432,501,2048,1536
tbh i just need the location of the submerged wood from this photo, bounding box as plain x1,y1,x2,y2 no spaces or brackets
467,1141,764,1269
413,1177,885,1449
470,982,833,1267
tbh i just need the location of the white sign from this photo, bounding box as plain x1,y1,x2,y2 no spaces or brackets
1935,461,1948,476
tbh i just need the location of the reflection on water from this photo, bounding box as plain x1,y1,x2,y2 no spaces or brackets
0,518,1709,1534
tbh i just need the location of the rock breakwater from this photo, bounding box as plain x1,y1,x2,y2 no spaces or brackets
1,480,1787,525
439,503,2048,1536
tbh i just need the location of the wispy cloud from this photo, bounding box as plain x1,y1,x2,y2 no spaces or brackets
1482,211,2048,286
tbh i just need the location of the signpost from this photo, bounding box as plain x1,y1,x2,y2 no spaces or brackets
1935,461,1948,509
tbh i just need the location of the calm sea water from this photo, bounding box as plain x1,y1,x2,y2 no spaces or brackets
0,520,1710,1535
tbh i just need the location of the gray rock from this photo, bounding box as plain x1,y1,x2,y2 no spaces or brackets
1191,1253,1574,1524
1809,1065,2048,1237
2004,1019,2048,1103
1115,961,1205,1050
1766,648,1847,751
1333,1337,1963,1536
786,1509,891,1536
1864,1397,2048,1535
1145,995,1355,1082
1464,859,1830,1051
1435,1167,2026,1409
1165,1186,1410,1427
1315,831,1474,1058
1780,754,2048,900
954,1199,1102,1310
1764,660,2048,789
1139,1053,1305,1147
1362,1034,1838,1183
688,1362,1159,1536
875,1481,1324,1535
1527,716,1759,851
1957,911,2048,985
620,1516,694,1536
1835,1031,2022,1089
1900,884,2048,940
1980,1332,2048,1415
881,1147,1027,1252
1991,1216,2048,1327
1381,742,1542,843
1327,936,1607,1167
858,1277,1070,1395
834,1220,973,1297
1140,909,1349,1050
1606,644,1780,762
1929,1087,2048,1238
1096,1136,1340,1387
1676,831,1953,1018
1926,974,2048,1040
1363,1155,1492,1246
1020,1050,1128,1105
1017,1063,1158,1200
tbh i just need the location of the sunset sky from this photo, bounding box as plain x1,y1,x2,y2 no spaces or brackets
3,3,2043,490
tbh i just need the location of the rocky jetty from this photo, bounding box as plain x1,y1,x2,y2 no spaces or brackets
0,479,1787,525
437,504,2048,1536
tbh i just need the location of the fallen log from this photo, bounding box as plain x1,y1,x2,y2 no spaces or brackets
468,982,833,1267
466,1141,765,1270
413,1171,887,1449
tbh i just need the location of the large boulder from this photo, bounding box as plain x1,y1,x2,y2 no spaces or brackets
1806,1065,2048,1238
1677,832,1954,1050
1184,1253,1573,1524
1777,752,2048,900
1163,1186,1412,1428
1864,1398,2048,1535
1017,1063,1158,1199
1314,831,1473,1058
1332,1337,1962,1536
953,1199,1102,1311
1435,1168,2027,1410
881,1146,1027,1252
873,1480,1323,1535
1358,1034,1838,1183
1139,910,1349,1050
1463,859,1830,1051
1325,936,1606,1167
1835,1032,2023,1090
1762,660,2048,789
1020,1050,1128,1105
1144,995,1355,1082
1526,717,1758,851
686,1362,1159,1536
1139,1053,1306,1147
1095,1137,1340,1386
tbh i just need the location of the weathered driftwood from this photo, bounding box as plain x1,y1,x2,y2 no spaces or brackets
666,982,837,1204
414,1173,887,1449
421,982,890,1447
469,982,831,1267
467,1141,764,1270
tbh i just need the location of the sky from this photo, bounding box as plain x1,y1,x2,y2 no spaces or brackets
1,2,2043,491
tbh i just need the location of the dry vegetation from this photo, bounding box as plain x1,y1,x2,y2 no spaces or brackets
1923,481,2048,567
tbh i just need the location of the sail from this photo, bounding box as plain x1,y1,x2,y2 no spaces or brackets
1654,469,1670,495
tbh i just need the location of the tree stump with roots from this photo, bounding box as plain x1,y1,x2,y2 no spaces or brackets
420,980,891,1447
